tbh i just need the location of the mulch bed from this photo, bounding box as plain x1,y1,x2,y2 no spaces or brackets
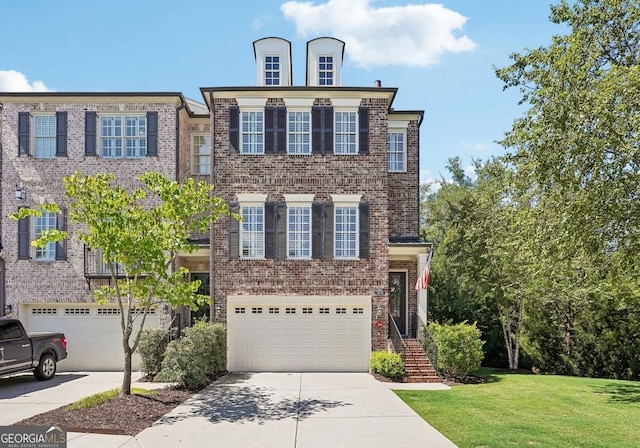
15,388,194,436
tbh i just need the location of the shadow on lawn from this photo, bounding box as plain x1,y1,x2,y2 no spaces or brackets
594,382,640,404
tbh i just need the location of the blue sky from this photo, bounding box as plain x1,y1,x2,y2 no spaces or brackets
0,0,564,186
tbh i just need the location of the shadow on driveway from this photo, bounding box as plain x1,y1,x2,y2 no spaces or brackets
156,373,351,425
0,373,87,399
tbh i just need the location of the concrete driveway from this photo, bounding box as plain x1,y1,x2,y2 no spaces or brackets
136,373,457,448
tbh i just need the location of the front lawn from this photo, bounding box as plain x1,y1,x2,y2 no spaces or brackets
395,369,640,448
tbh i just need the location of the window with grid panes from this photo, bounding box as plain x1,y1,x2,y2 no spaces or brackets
287,111,311,154
241,205,264,258
241,110,264,154
34,115,56,158
334,111,357,154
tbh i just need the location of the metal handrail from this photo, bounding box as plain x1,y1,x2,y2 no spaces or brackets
415,312,439,372
388,314,406,360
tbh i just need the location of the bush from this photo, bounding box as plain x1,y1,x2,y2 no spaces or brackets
428,321,484,378
137,327,170,376
370,350,404,378
157,321,226,389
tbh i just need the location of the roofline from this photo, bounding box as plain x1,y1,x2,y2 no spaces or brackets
389,109,425,126
0,92,187,107
200,86,398,107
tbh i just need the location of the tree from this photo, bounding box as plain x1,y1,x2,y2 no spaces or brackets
9,172,232,394
494,0,640,378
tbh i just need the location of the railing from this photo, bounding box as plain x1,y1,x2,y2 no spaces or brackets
414,312,439,372
84,246,127,278
388,314,406,360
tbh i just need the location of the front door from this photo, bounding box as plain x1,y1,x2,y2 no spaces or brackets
190,273,210,323
388,272,407,336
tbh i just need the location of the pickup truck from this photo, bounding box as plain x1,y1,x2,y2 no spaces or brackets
0,318,67,380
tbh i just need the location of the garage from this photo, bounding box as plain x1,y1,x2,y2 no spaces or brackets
22,304,160,372
227,296,371,372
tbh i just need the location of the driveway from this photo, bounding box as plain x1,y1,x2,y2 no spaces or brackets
135,373,457,448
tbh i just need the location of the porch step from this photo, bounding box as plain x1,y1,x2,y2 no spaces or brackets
401,338,441,383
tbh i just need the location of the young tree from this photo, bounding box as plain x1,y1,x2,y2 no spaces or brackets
10,172,232,394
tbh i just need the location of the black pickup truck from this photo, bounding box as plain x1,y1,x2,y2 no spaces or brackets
0,318,67,380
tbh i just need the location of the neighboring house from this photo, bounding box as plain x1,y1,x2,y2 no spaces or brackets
0,36,431,373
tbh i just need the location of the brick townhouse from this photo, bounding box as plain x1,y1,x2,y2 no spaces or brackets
0,37,431,373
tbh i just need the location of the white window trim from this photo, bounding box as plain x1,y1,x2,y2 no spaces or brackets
32,113,56,159
98,113,147,159
238,194,267,260
333,108,358,155
388,128,407,173
286,107,311,155
191,133,211,175
239,108,265,155
331,194,361,260
264,53,282,86
32,211,56,261
284,194,314,260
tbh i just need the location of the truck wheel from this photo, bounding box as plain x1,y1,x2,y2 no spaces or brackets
34,353,57,381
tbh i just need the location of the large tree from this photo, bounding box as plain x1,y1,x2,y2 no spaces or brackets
10,172,231,394
495,0,640,378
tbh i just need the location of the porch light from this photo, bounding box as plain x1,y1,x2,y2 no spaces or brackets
14,187,26,201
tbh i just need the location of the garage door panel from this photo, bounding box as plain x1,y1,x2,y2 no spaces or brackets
24,305,159,372
228,298,371,372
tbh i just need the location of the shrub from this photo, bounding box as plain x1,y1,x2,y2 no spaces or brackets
370,350,404,378
157,321,226,389
427,321,484,378
137,327,170,376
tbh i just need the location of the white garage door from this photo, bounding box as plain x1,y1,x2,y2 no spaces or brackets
227,296,371,372
23,304,160,372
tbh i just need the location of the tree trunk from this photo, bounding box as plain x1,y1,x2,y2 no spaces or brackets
122,343,132,395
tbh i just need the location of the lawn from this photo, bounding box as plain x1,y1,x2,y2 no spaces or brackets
395,369,640,448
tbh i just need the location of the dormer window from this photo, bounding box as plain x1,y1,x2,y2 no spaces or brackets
253,38,292,86
306,37,344,87
265,55,280,85
318,56,334,86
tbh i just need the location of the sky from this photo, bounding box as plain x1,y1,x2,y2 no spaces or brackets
0,0,566,187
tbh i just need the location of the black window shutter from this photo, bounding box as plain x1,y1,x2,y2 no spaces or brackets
358,107,369,154
147,112,158,156
359,202,370,259
312,106,334,154
229,106,239,153
55,111,67,157
18,112,30,156
264,107,275,154
312,204,334,259
276,107,287,154
18,212,30,260
264,203,286,259
265,203,276,258
275,204,287,258
55,208,67,260
228,203,240,259
85,111,97,156
324,204,334,258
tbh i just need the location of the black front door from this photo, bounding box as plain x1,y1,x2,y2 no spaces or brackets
190,273,210,323
389,272,407,335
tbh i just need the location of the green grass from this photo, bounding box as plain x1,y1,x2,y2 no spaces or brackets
395,369,640,448
68,387,157,410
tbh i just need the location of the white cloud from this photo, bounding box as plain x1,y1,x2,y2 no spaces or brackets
0,70,51,92
280,0,476,68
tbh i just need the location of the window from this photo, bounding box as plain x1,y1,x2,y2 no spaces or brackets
388,131,406,172
287,111,311,154
319,56,334,85
33,211,56,260
334,206,358,258
18,112,67,158
100,114,147,158
265,55,280,85
34,115,56,158
334,111,357,154
241,205,265,258
241,110,264,154
0,322,24,341
192,134,211,174
287,206,311,259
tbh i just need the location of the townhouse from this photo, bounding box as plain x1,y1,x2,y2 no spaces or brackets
0,37,431,373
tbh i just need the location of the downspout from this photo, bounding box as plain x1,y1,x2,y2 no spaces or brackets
175,98,186,182
208,90,216,323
